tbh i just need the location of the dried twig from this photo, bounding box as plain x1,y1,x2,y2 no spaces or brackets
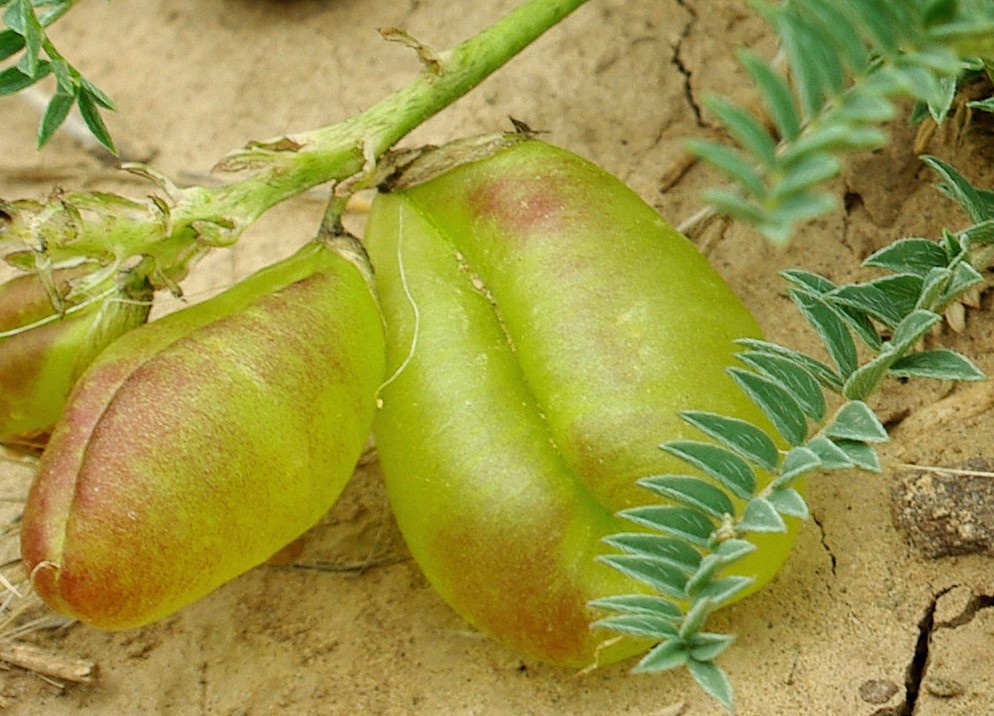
0,641,95,684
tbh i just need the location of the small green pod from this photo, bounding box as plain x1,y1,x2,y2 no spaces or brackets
20,237,385,629
364,136,799,667
0,267,151,451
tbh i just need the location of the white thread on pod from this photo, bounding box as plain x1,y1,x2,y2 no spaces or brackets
0,286,119,339
375,203,421,408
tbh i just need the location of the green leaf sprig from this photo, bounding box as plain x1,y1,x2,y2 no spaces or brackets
0,0,115,151
691,0,994,244
593,157,992,712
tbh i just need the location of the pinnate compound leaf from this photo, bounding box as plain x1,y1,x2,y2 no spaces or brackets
923,73,958,124
779,445,822,479
712,538,757,562
738,48,800,140
694,0,986,248
687,139,766,197
728,368,809,446
590,614,680,640
783,271,882,351
943,260,984,300
37,90,74,148
0,28,25,62
617,505,715,547
949,258,984,295
688,632,736,662
633,639,689,673
767,487,809,519
781,268,835,294
844,351,900,402
970,96,994,113
638,475,736,520
888,349,985,382
763,190,838,229
688,659,735,713
739,497,787,533
836,307,882,354
825,401,888,443
959,219,994,247
917,266,955,309
0,62,45,94
76,88,116,154
921,154,994,223
684,554,724,596
805,435,855,470
80,76,115,110
801,0,870,70
891,310,942,352
6,1,42,76
680,411,780,472
734,338,842,391
0,0,117,152
736,351,826,422
775,8,835,117
700,188,767,225
941,228,963,257
661,441,758,501
864,237,951,276
778,123,887,163
832,439,881,472
596,555,688,600
835,91,895,123
602,533,702,573
680,595,715,638
829,274,924,329
588,594,683,621
772,152,842,199
788,288,858,378
703,94,776,167
691,576,753,606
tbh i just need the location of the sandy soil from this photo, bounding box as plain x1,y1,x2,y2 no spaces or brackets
2,1,994,714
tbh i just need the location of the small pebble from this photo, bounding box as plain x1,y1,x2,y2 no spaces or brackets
924,676,965,699
891,457,994,558
858,679,899,704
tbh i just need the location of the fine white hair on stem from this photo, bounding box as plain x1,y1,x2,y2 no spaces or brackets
375,204,421,405
0,286,118,339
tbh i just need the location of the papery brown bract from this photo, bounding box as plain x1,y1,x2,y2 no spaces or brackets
365,136,799,668
21,238,385,629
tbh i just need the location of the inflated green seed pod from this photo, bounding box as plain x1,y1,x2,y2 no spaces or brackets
364,136,799,668
20,237,385,629
0,266,152,451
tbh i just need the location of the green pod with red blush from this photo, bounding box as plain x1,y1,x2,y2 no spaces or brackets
21,236,385,629
364,136,798,667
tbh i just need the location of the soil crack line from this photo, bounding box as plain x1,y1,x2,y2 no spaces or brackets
199,656,209,715
873,585,958,716
810,510,836,577
672,0,704,127
936,591,994,629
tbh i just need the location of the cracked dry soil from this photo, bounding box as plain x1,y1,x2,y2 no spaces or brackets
3,2,994,714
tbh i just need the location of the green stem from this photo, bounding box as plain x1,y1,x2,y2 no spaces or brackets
1,0,590,286
204,0,590,228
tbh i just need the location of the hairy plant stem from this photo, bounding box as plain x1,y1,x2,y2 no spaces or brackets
208,0,590,223
1,0,590,287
